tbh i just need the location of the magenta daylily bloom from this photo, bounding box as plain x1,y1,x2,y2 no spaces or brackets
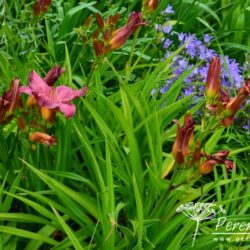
19,70,88,118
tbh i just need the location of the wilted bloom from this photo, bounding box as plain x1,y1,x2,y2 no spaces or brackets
205,57,221,103
0,78,20,124
29,132,56,147
33,0,52,16
172,113,195,164
110,12,144,49
19,70,88,118
225,160,235,171
200,150,235,174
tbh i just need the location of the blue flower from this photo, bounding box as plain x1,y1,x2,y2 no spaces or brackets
184,86,193,96
177,32,186,42
163,39,173,49
203,34,213,43
162,4,175,14
163,24,173,34
155,24,162,31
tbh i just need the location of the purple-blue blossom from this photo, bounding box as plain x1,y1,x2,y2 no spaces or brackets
163,38,173,49
183,86,193,96
163,24,173,34
151,88,157,96
153,4,245,110
155,24,162,31
203,34,213,43
177,32,185,42
162,4,175,14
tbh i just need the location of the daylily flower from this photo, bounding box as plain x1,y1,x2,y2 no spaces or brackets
33,0,52,16
110,12,144,49
0,78,20,124
19,70,88,118
29,132,56,147
26,66,64,123
220,79,250,126
172,113,195,165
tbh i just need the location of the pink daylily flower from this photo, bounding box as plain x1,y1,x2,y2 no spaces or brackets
19,70,88,118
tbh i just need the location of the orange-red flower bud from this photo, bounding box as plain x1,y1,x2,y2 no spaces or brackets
172,113,195,165
33,0,52,16
110,12,144,49
192,141,201,168
43,66,64,86
205,57,221,102
29,132,56,147
144,0,159,12
93,40,105,57
107,14,120,28
84,15,92,28
0,78,20,124
95,13,105,30
6,78,20,115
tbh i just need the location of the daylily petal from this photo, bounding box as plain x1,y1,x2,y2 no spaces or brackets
58,103,76,118
18,86,33,95
29,70,52,96
55,86,88,102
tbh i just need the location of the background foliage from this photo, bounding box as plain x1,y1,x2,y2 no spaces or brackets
0,0,250,249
